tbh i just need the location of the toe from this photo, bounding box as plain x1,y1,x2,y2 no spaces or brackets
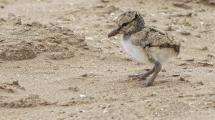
143,81,153,87
128,74,147,80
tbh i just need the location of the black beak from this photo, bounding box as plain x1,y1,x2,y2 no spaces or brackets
108,27,121,38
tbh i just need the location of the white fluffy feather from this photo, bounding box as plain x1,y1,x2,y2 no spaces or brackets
121,38,173,63
121,39,147,63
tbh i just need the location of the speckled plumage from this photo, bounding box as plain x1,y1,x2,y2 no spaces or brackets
108,11,180,86
126,26,180,63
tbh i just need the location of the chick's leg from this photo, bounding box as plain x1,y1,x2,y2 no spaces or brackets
144,61,162,87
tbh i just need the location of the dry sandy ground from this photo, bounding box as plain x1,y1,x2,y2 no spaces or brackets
0,0,215,120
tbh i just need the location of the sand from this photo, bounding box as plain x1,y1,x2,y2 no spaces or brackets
0,0,215,120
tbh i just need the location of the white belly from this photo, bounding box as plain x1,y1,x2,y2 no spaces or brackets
121,39,174,63
121,39,147,63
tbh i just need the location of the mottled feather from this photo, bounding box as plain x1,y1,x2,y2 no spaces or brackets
130,27,180,53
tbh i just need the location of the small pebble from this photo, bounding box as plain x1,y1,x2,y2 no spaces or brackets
197,81,204,85
79,94,86,98
180,31,191,36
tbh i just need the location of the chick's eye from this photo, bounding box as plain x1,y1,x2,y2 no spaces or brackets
121,22,129,27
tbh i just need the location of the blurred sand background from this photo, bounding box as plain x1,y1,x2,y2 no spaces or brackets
0,0,215,120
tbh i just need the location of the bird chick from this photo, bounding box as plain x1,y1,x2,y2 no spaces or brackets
108,11,180,87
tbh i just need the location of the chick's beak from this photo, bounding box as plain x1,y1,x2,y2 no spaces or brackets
108,27,121,38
